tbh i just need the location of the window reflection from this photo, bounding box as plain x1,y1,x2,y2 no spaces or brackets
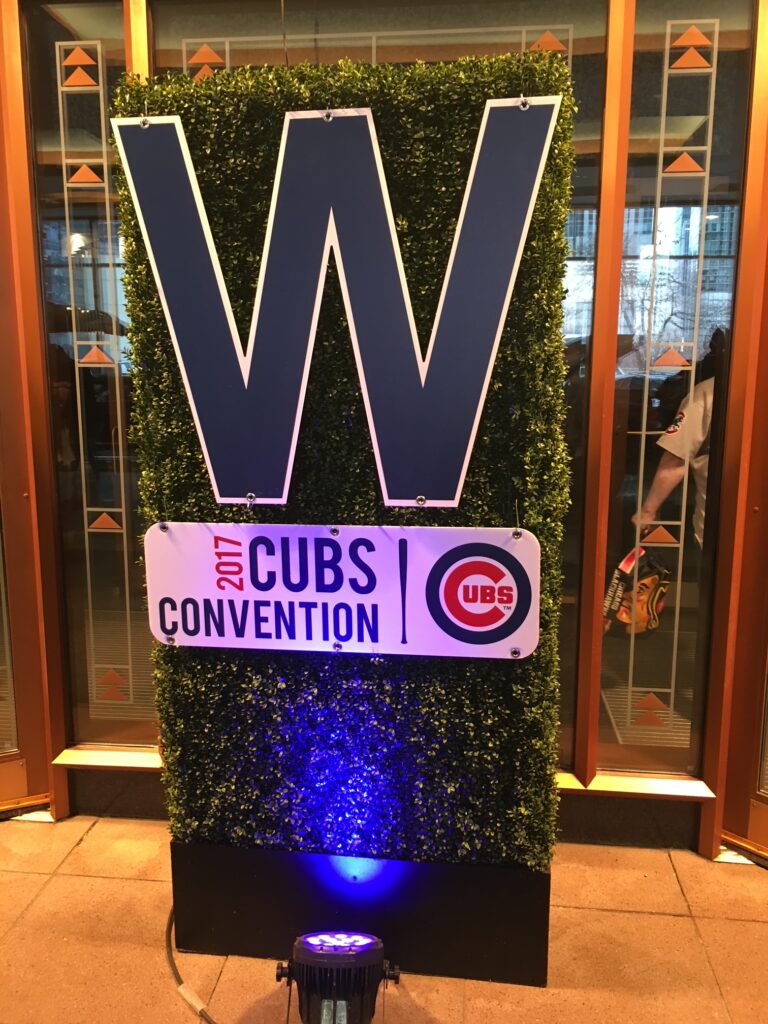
27,1,158,743
599,7,751,774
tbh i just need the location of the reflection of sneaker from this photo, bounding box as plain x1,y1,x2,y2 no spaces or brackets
603,547,670,636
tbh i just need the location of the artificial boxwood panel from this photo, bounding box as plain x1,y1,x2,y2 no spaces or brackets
114,55,573,871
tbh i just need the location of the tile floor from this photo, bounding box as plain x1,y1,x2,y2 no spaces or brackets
1,815,767,1023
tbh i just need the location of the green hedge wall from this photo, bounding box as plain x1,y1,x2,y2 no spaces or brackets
114,54,573,872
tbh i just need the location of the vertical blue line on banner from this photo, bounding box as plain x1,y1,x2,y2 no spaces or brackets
398,539,408,645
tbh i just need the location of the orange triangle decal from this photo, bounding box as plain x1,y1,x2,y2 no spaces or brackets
90,512,121,531
635,692,668,711
671,47,711,70
100,685,128,702
68,164,103,185
642,526,678,545
653,346,691,367
529,30,567,53
100,668,128,687
62,45,97,67
188,43,225,66
632,710,665,727
664,152,704,174
193,64,215,81
63,66,98,87
671,26,712,48
81,346,113,365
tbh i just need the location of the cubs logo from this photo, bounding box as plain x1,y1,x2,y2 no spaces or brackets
425,543,532,645
666,410,686,434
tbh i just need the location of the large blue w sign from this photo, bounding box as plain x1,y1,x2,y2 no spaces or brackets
113,98,560,507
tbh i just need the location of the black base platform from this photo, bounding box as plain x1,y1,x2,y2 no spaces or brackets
171,841,550,985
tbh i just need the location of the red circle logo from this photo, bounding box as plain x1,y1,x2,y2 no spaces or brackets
441,557,516,630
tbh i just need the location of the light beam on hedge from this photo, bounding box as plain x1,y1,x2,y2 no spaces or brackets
113,99,560,508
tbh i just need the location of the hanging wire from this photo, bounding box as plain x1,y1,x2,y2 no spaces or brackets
280,0,289,67
513,498,522,540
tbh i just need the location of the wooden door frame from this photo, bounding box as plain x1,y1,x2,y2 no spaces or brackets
0,0,69,817
697,0,768,857
720,228,768,856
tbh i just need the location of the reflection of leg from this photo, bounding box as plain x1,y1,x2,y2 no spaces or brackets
600,633,631,745
601,634,630,689
686,536,710,772
672,539,699,715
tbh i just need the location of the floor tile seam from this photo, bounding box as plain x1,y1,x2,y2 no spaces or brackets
0,871,59,947
54,868,172,883
551,902,692,918
51,818,100,875
667,849,695,915
0,867,51,876
206,953,229,1008
689,912,736,1024
690,911,768,923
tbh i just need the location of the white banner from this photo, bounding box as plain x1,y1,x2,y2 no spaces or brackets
145,523,540,660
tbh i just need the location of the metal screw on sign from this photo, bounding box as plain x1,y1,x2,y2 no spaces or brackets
416,495,426,506
510,648,521,659
159,522,169,533
166,635,176,645
323,110,334,122
246,492,256,506
512,529,523,540
330,526,340,536
140,100,150,129
333,642,342,652
519,94,530,111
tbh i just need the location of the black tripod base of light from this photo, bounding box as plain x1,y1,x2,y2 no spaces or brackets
171,841,550,985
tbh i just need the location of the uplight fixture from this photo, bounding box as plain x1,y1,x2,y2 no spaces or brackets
276,931,399,1024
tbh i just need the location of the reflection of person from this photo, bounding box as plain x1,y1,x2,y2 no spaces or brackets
632,375,714,548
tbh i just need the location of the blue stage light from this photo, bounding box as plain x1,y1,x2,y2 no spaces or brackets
310,853,412,903
304,932,376,948
277,932,399,1024
328,856,383,884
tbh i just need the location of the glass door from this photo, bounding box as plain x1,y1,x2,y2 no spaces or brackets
0,11,53,807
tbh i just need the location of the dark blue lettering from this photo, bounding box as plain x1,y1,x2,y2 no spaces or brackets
348,538,377,594
202,598,225,636
249,536,276,591
180,598,200,636
298,600,317,639
228,600,249,638
314,538,343,593
159,597,178,636
114,105,558,506
282,537,309,592
357,603,379,643
333,602,353,642
321,602,330,641
274,601,296,639
253,600,272,639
